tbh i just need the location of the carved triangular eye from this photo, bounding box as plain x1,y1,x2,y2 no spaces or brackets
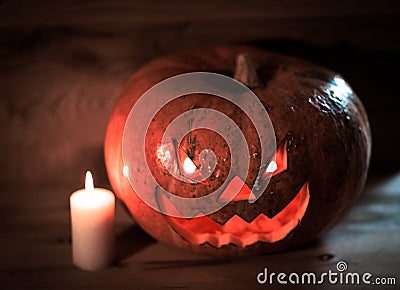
177,143,203,181
265,160,277,173
182,156,197,174
264,140,287,177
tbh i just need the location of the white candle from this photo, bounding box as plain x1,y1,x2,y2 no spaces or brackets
70,171,115,271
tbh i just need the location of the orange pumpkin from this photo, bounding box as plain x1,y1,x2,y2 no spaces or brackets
104,46,371,256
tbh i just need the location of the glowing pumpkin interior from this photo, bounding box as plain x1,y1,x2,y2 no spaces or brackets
161,140,311,248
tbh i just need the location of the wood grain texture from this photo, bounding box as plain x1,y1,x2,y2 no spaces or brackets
0,0,399,187
0,174,398,289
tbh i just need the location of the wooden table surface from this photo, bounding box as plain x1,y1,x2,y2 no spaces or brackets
0,173,398,289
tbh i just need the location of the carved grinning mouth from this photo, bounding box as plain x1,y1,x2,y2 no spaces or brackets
163,182,310,248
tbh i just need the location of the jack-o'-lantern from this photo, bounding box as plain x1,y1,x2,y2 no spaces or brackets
104,46,371,256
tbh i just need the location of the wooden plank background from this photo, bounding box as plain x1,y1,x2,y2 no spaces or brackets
0,0,399,188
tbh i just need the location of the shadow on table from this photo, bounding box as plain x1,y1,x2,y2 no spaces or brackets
115,225,155,263
143,258,236,270
142,238,331,271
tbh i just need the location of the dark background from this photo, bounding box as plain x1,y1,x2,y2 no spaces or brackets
0,0,399,190
0,1,399,289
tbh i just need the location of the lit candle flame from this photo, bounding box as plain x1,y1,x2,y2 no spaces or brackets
85,171,95,192
183,157,196,174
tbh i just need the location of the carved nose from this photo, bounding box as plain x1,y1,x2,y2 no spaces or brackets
218,176,256,202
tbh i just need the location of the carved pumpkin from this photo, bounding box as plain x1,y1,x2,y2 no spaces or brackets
104,46,371,256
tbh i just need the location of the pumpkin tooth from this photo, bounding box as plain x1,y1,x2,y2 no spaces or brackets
229,234,244,247
208,232,232,248
189,232,211,245
232,232,260,247
249,214,281,233
259,220,296,243
223,214,248,232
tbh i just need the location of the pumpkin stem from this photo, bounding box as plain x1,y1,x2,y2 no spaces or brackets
234,53,262,89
